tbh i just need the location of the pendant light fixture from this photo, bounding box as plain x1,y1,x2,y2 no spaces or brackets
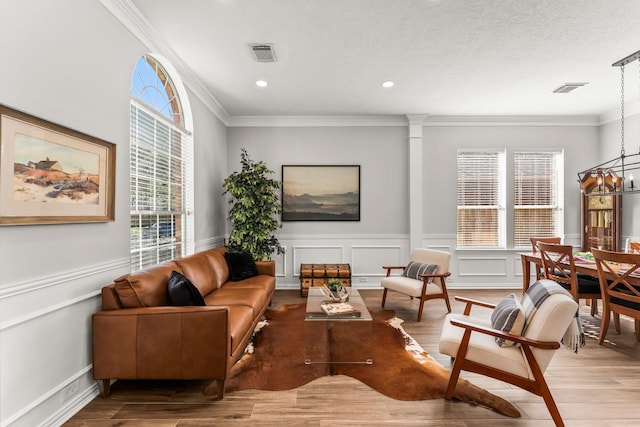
578,49,640,196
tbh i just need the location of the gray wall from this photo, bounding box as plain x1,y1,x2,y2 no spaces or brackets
227,121,601,289
0,1,227,426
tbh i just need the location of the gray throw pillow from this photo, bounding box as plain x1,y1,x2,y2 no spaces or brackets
401,261,438,280
490,293,525,347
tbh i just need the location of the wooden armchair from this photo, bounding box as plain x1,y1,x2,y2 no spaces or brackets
380,248,451,321
537,241,601,316
530,237,562,280
592,248,640,343
439,281,578,426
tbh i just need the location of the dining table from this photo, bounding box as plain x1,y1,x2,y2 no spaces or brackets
520,251,640,293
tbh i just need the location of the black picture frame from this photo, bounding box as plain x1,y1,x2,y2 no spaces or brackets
281,165,360,221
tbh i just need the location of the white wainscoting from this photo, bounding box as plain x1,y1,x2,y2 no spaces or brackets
0,257,129,427
274,234,527,290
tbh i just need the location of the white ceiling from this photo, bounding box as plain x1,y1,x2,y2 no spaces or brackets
126,0,640,120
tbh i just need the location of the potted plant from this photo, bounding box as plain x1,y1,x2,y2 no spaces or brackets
222,148,285,261
323,278,349,302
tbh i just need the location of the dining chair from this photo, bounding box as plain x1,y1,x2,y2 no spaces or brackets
381,248,452,321
536,242,601,316
530,237,562,280
591,248,640,343
629,241,640,254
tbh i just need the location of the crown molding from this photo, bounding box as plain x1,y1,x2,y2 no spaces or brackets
98,0,231,125
227,115,409,127
423,115,600,127
228,114,602,128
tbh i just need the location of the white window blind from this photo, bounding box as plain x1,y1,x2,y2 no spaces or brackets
514,151,562,247
457,150,506,248
130,102,192,271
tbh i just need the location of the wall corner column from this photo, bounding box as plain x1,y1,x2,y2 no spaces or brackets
406,114,428,252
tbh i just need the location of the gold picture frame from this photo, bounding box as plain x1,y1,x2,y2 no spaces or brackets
0,105,115,225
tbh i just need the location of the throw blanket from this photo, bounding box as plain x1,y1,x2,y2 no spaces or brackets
521,279,585,353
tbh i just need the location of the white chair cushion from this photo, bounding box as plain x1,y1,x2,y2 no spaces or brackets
380,276,443,298
439,313,530,379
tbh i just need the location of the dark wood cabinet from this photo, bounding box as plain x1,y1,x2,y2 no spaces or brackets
580,173,622,251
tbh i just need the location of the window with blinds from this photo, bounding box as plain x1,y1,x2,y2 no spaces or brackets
130,55,193,271
457,150,506,248
514,151,563,247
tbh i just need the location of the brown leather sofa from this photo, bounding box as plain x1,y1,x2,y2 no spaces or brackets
92,247,275,399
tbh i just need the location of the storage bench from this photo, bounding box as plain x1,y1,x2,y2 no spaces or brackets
300,263,352,297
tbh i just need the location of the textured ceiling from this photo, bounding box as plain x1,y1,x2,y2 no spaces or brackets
128,0,640,118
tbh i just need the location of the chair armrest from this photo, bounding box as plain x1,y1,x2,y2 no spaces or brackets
382,265,406,277
449,317,560,350
419,272,451,280
453,296,496,315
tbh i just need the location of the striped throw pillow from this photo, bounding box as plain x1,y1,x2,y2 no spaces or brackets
401,261,438,280
490,293,525,347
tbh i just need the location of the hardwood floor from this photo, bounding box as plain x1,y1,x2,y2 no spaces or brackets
66,288,640,426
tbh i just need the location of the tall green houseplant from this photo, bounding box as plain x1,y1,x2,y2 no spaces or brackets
223,148,285,261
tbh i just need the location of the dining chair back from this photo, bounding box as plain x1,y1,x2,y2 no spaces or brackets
537,242,601,314
591,248,640,343
629,241,640,254
530,237,562,280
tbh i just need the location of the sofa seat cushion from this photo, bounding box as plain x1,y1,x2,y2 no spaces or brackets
380,276,442,298
217,304,255,354
114,262,180,308
224,275,276,296
439,313,529,379
204,287,268,318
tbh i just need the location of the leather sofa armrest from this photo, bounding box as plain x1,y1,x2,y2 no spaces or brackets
92,306,230,382
255,260,275,277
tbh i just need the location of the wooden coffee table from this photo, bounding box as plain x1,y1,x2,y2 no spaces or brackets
304,287,373,365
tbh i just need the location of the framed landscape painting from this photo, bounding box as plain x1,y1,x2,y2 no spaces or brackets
281,165,360,221
0,105,116,225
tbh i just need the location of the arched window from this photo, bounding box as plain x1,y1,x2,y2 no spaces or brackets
130,54,194,270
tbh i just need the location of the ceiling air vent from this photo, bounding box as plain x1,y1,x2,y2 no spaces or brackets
552,82,588,93
250,44,277,63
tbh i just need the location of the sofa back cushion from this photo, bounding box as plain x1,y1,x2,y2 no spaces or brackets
113,261,179,308
175,252,219,296
175,248,231,295
202,248,231,289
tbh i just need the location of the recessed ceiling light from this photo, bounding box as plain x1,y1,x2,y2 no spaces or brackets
381,81,394,88
256,80,268,87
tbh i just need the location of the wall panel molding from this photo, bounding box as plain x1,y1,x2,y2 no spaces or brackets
350,245,402,276
0,258,129,300
457,256,508,277
0,290,100,331
291,245,344,276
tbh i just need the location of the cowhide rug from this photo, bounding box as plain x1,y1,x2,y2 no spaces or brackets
225,303,520,418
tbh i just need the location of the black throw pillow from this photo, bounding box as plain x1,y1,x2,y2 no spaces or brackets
167,271,206,306
224,251,259,281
